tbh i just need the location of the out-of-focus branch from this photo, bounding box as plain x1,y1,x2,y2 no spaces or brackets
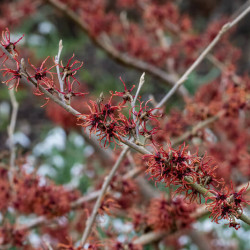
136,176,160,201
171,110,225,147
81,128,114,163
207,54,242,84
134,229,211,249
188,230,211,250
45,0,189,99
71,189,101,209
155,4,250,109
8,88,19,175
133,230,167,245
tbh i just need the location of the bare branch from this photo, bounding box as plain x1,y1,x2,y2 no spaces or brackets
132,72,145,141
80,146,129,246
156,4,250,109
133,230,167,245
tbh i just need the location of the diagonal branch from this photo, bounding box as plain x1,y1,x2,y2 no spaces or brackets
171,110,225,147
155,3,250,109
80,146,129,246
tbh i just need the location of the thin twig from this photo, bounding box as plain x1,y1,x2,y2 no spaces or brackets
8,88,19,174
55,39,65,102
71,189,101,209
44,241,53,250
132,72,145,141
80,146,129,246
133,72,145,105
133,230,167,245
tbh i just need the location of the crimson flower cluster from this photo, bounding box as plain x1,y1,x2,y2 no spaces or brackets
144,143,249,228
0,28,88,106
12,171,80,218
205,183,250,229
78,79,162,148
0,28,24,62
147,196,196,231
0,224,27,247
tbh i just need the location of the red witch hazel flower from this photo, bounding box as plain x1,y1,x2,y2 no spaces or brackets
205,183,250,228
28,56,56,94
229,182,250,214
144,146,168,176
208,201,238,224
140,127,159,146
133,99,162,128
28,56,55,82
111,77,135,104
144,145,175,186
60,54,83,84
0,28,24,63
97,121,125,148
170,143,195,172
147,196,173,230
119,111,136,139
195,154,224,189
78,100,103,135
226,221,241,230
1,60,22,91
205,186,230,210
58,54,87,101
100,96,122,121
58,78,89,104
99,194,120,216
